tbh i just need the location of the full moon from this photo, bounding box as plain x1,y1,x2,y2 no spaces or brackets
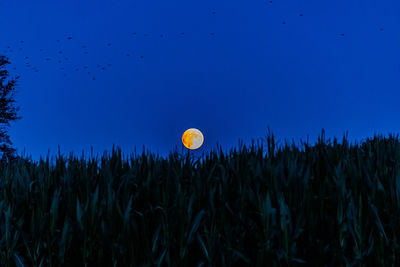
182,128,204,150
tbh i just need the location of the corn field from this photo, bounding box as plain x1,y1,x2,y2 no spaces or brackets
1,129,400,266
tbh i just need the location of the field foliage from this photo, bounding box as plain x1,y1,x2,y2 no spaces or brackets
0,129,400,266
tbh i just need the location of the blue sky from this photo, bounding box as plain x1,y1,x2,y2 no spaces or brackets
1,0,400,162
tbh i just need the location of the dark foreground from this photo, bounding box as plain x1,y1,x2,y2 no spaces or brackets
0,130,400,266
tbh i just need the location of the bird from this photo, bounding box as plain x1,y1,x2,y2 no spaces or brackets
56,40,60,43
379,28,384,31
140,55,144,59
67,36,72,40
107,43,112,46
160,34,164,38
58,51,62,54
180,32,185,35
82,45,87,48
84,51,89,54
45,58,51,61
339,33,345,36
210,32,215,35
282,21,286,24
212,11,216,14
101,67,105,70
126,53,130,56
299,13,303,16
133,32,137,35
92,77,96,80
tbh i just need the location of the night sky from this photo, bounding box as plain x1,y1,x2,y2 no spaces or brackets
1,0,400,162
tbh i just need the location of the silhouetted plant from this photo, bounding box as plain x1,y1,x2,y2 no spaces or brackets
0,55,22,162
0,130,400,266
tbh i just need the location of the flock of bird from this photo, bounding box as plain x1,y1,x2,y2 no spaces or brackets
2,34,151,81
0,7,386,81
1,29,221,81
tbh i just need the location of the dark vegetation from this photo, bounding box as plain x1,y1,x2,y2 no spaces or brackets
0,55,21,162
0,129,400,266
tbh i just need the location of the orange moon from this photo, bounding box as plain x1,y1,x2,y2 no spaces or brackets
182,128,204,149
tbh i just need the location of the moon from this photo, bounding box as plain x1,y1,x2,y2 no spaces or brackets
182,128,204,150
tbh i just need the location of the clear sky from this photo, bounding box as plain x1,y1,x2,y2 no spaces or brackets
1,0,400,162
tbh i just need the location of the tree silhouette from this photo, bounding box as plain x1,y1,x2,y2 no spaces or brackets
0,55,22,162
